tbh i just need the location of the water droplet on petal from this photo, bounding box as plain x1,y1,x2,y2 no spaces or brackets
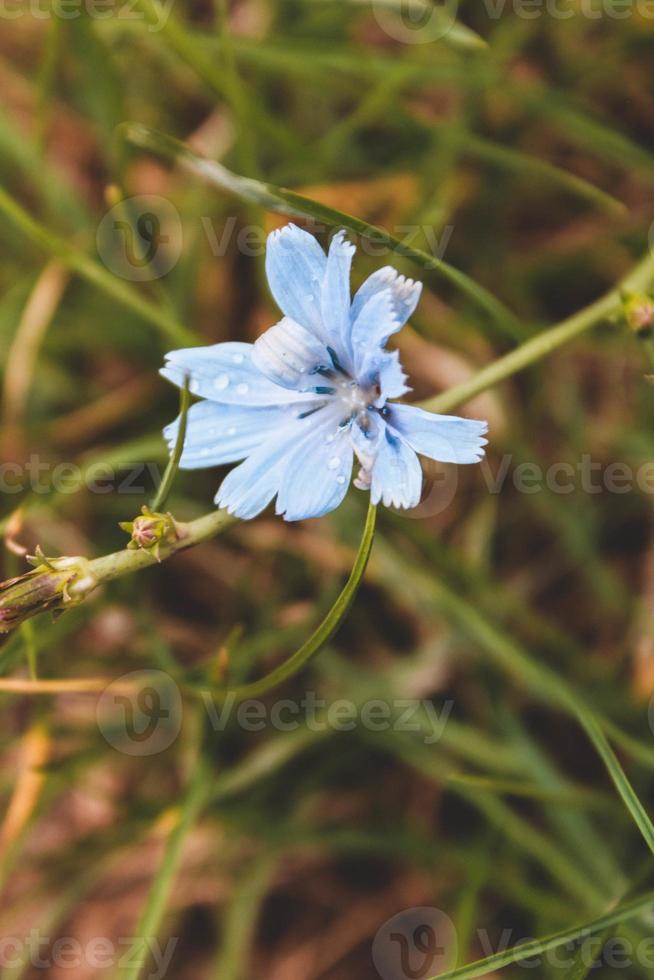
232,353,244,364
337,476,346,485
325,434,335,444
227,427,237,437
328,456,340,470
214,374,230,391
236,383,249,395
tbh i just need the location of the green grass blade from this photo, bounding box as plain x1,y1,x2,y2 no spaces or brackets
120,123,521,336
117,755,210,980
210,854,278,980
458,131,626,215
378,731,598,909
558,926,613,980
0,184,193,346
575,706,654,857
374,540,654,769
431,891,654,980
312,0,488,52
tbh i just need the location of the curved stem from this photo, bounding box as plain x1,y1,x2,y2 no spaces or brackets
150,376,190,512
205,503,377,703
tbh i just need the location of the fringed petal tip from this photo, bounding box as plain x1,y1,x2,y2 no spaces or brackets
352,266,422,328
329,228,356,256
386,405,489,466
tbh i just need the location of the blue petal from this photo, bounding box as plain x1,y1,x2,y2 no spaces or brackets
214,422,303,520
265,224,327,337
164,400,314,469
351,267,422,328
358,349,410,403
350,410,384,470
350,288,401,371
161,342,317,407
370,425,423,510
320,230,356,367
388,404,488,463
275,413,353,521
252,317,333,391
376,351,410,402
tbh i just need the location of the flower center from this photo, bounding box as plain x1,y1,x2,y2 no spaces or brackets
336,378,380,427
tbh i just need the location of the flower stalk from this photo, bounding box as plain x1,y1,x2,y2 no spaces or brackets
0,510,235,633
421,248,654,415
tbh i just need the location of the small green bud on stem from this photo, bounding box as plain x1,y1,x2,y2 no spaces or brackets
623,292,654,337
119,506,180,562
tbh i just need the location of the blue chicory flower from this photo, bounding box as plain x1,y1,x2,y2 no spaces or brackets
161,224,488,521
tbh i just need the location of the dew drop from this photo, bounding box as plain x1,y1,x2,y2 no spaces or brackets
232,353,244,364
214,374,230,391
328,456,340,470
325,433,335,444
227,427,237,437
336,476,346,485
236,383,249,395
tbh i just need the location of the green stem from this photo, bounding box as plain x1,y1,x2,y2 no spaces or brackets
89,509,237,584
150,377,190,512
204,503,377,703
421,248,654,414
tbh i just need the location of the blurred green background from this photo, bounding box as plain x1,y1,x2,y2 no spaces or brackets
1,2,654,978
